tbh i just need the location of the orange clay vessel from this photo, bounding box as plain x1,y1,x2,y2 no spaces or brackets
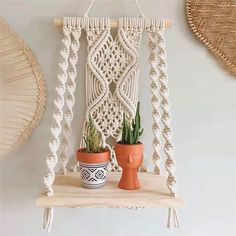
114,143,143,190
77,148,110,164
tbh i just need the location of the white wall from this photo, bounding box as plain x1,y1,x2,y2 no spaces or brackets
1,1,236,236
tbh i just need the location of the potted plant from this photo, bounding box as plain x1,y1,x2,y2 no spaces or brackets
77,115,110,189
114,102,144,190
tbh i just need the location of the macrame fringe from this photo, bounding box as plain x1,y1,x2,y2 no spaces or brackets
167,208,180,228
43,207,54,232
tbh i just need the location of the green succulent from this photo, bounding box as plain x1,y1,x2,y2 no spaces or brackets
83,115,104,153
121,102,143,144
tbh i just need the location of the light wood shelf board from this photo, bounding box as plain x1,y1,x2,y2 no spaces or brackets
36,172,184,208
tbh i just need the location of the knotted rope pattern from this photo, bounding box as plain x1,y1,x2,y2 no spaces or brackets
146,19,177,196
44,18,81,196
59,18,81,175
44,17,177,198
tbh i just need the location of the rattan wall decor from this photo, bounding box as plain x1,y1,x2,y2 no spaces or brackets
0,18,46,156
186,0,236,76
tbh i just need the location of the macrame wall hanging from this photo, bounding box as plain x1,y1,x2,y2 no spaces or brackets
36,0,184,232
81,17,144,172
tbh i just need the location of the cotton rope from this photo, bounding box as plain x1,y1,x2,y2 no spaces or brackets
43,207,54,232
156,21,177,197
44,18,74,196
83,0,145,18
167,208,180,228
59,18,81,175
80,17,144,171
146,18,177,196
147,20,162,176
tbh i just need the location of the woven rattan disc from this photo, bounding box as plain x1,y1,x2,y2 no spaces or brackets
186,0,236,76
0,18,46,156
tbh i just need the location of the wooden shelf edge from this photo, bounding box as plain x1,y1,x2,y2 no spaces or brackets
35,172,184,209
35,196,185,208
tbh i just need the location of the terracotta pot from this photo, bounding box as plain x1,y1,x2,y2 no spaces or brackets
114,143,143,190
77,148,110,189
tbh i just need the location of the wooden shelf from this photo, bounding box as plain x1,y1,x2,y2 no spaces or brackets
36,172,184,209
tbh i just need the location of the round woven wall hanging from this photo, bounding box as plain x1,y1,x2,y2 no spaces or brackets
0,18,46,156
186,0,236,76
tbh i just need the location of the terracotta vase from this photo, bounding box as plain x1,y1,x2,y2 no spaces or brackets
114,143,143,190
77,149,110,189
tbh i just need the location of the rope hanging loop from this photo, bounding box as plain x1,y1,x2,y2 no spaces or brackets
83,0,145,18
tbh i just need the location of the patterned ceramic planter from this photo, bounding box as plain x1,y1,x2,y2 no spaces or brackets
77,149,110,189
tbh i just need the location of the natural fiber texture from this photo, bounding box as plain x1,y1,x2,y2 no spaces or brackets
186,0,236,75
147,27,161,176
59,20,81,175
81,17,143,172
0,17,46,156
44,18,81,196
146,19,177,197
43,17,178,198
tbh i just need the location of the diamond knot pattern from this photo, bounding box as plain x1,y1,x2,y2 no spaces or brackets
83,25,143,171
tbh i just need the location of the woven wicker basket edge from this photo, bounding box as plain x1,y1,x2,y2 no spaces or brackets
185,0,236,76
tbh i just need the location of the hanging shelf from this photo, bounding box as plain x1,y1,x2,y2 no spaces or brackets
35,0,184,232
36,172,184,231
36,172,184,209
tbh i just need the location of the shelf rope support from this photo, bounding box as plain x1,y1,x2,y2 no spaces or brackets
43,18,72,196
43,207,54,232
167,208,180,228
147,23,162,175
157,20,178,197
59,18,81,175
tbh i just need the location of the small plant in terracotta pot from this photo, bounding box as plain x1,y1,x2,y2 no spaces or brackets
114,102,144,190
77,116,110,189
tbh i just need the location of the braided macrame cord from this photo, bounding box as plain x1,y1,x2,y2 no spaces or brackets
146,18,179,228
44,18,73,197
59,18,81,175
147,20,162,176
146,18,178,196
42,18,77,232
157,22,178,197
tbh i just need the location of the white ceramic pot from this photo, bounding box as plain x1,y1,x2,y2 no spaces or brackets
78,161,109,189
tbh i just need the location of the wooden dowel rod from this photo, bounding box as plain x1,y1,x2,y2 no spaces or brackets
53,18,173,28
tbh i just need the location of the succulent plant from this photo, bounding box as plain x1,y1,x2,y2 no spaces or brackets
121,102,143,144
83,115,104,153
